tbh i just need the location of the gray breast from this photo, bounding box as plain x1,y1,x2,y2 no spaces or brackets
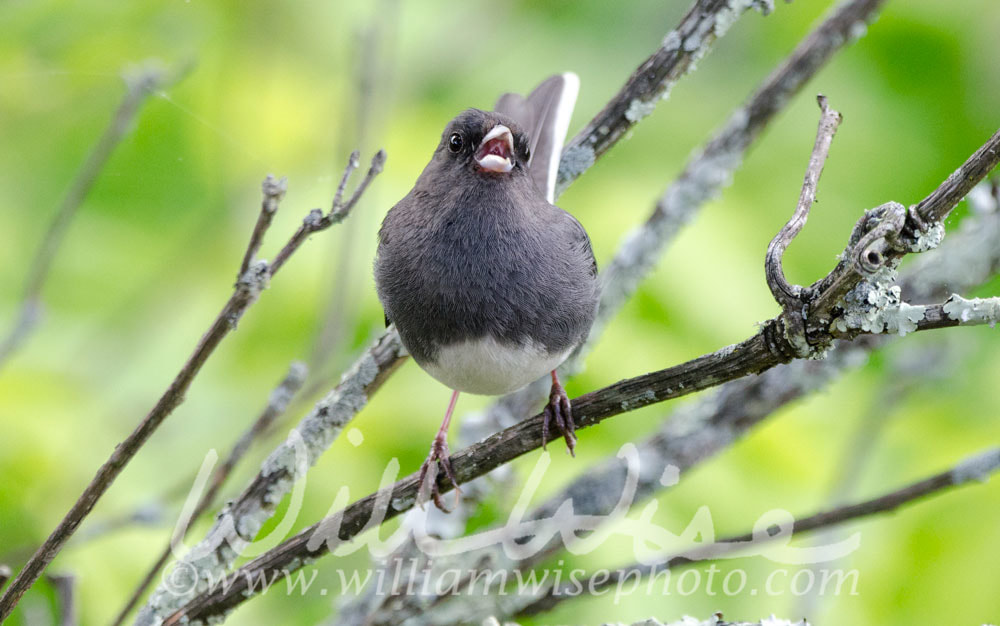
374,179,597,382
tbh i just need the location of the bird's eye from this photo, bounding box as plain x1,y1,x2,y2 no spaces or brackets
448,133,464,153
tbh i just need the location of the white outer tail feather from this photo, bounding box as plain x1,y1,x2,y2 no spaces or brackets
542,72,579,203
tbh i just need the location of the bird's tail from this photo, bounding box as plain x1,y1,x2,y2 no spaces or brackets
494,73,579,203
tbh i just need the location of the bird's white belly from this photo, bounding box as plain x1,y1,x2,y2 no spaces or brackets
422,336,571,396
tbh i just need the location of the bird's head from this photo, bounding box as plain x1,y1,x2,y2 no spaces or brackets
434,109,532,178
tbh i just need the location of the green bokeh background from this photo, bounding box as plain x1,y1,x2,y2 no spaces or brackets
2,1,999,624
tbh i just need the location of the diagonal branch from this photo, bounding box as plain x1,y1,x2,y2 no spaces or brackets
0,152,386,620
110,362,309,626
516,447,1000,617
0,62,179,372
163,114,1000,624
555,0,774,195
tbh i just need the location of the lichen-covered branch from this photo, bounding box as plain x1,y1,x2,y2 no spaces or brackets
162,120,1000,623
0,152,385,620
555,0,775,194
111,362,308,626
0,62,175,372
516,447,1000,617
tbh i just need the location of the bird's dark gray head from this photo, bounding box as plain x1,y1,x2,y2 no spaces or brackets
432,108,532,179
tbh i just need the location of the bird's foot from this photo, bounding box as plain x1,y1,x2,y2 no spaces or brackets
416,434,461,512
542,371,577,456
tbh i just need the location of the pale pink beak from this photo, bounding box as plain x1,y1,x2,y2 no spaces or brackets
474,125,515,173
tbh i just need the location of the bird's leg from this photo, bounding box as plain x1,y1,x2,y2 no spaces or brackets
541,370,576,456
417,389,462,511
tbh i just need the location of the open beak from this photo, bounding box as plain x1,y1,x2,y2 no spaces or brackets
474,124,515,173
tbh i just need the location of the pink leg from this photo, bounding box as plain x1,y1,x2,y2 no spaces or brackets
541,370,576,456
417,390,461,511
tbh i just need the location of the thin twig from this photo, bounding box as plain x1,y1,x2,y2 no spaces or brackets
516,447,1000,616
109,362,308,626
332,151,361,214
0,63,173,372
270,150,385,275
238,175,287,279
765,95,842,309
0,152,385,620
163,124,1000,624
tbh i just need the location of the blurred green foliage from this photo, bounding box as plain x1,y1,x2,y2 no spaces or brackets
1,1,999,624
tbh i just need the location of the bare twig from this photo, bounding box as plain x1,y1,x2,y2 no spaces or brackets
46,574,77,626
765,95,842,310
516,447,1000,616
162,119,1000,624
0,63,173,371
270,151,385,276
237,175,287,279
332,151,362,214
0,152,386,620
110,362,308,626
555,0,774,195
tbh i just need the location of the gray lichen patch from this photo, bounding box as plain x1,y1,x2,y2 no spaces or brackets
625,98,658,123
942,294,1000,327
903,220,945,253
555,143,595,192
237,259,270,296
832,265,927,336
662,30,682,51
951,448,1000,484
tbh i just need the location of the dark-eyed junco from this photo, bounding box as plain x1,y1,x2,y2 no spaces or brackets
374,74,597,509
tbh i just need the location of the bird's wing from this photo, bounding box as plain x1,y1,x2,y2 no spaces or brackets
495,73,579,203
563,210,598,277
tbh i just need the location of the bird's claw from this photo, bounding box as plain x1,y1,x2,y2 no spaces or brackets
542,378,577,456
416,435,461,512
